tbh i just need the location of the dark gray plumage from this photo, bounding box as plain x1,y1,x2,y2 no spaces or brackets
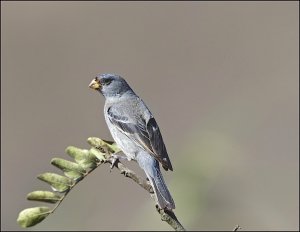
89,73,175,209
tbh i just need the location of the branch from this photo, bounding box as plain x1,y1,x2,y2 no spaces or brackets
104,158,185,231
233,225,242,231
17,137,185,231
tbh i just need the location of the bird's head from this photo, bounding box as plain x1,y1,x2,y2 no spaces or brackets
89,73,132,98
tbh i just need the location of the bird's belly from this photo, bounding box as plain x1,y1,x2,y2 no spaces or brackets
107,124,137,160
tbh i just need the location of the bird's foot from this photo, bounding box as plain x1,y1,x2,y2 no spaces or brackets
109,151,126,170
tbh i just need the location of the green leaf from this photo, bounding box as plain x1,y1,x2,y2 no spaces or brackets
65,146,89,162
27,191,62,203
101,139,115,145
51,158,86,180
87,137,120,153
17,206,51,228
37,173,73,193
65,146,97,169
89,147,106,162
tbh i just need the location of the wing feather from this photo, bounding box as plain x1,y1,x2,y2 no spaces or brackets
107,106,173,171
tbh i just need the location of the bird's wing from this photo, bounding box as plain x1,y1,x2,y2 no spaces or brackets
107,105,173,171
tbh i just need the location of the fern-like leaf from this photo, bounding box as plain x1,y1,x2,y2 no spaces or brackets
16,138,117,228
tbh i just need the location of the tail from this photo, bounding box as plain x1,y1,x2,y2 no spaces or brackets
136,152,175,210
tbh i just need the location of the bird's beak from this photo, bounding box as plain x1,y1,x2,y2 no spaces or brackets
89,78,101,90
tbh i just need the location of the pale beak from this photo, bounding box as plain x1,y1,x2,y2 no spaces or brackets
89,78,101,90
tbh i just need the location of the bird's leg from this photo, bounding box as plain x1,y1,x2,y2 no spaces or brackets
109,151,127,169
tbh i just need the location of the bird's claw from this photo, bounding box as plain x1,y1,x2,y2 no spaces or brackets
109,152,126,170
109,154,119,170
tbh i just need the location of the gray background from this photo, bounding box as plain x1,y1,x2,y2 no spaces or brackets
1,2,299,231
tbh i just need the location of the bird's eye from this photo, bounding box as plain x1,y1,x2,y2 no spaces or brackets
102,78,112,85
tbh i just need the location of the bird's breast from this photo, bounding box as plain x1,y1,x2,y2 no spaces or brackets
104,114,137,160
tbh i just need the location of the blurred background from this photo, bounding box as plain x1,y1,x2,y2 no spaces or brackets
1,2,299,231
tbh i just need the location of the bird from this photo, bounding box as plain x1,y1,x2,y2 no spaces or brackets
89,73,175,210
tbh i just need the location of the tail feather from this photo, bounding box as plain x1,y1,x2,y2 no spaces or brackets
137,152,175,210
147,169,175,210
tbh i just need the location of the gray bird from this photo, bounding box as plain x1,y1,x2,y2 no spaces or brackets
89,73,175,210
